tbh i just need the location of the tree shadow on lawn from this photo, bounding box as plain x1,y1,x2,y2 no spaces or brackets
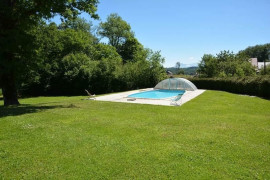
0,104,74,118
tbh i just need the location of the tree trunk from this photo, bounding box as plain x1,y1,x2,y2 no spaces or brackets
2,72,20,106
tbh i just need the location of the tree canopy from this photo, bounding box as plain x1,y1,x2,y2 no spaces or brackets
2,0,266,107
98,13,133,48
0,0,99,106
0,13,166,99
198,51,255,78
97,13,147,63
238,43,270,62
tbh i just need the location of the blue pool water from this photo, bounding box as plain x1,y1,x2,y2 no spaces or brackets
128,89,185,99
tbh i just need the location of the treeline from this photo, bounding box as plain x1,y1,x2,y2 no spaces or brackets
239,43,270,63
190,76,270,99
20,14,166,96
166,67,198,75
192,44,270,98
197,44,270,78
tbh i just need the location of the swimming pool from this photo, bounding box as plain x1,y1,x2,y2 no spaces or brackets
127,89,185,99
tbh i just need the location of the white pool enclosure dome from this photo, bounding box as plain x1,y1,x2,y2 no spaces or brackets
154,78,198,91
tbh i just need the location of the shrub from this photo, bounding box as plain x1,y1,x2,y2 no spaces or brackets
260,64,270,75
189,76,270,99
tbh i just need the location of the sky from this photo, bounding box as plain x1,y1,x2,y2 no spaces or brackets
53,0,270,67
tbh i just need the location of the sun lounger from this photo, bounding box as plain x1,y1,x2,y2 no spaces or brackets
170,94,183,106
85,89,96,100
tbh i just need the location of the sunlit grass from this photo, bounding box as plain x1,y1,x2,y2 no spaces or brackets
0,91,269,179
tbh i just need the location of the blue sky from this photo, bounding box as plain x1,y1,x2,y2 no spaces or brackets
53,0,270,67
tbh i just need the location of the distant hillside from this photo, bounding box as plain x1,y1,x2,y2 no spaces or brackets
166,66,198,75
180,63,198,68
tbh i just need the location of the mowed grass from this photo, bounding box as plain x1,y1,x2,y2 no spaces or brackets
0,91,269,179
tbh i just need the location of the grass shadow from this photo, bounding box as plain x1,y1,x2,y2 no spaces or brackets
0,104,72,118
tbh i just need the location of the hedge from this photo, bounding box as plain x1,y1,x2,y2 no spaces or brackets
189,76,270,99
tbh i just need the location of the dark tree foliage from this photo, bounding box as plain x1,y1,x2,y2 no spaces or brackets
190,76,270,99
118,37,145,63
1,2,167,100
0,0,99,106
238,43,270,62
22,21,100,96
58,18,93,33
21,18,166,96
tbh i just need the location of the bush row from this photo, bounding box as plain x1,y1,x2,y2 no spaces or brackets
189,76,270,99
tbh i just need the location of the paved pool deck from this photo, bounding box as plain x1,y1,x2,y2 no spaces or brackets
95,89,205,106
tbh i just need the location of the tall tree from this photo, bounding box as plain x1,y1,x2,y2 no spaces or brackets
98,13,133,51
0,0,99,106
98,13,147,63
118,37,145,63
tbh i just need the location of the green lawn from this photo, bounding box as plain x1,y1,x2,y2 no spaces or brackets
0,90,269,179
